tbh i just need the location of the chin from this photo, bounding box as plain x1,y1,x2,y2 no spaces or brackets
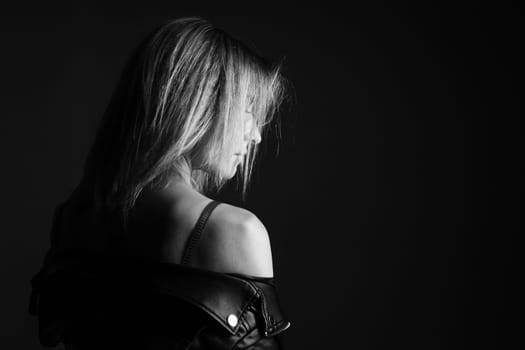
221,162,240,180
210,156,241,181
223,168,238,180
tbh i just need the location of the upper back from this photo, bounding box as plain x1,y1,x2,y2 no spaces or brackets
123,184,274,278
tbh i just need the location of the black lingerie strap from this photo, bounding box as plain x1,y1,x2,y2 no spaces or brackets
180,200,221,266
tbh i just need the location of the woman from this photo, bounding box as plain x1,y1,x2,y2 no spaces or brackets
29,17,291,349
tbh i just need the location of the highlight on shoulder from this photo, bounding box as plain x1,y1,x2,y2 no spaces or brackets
193,202,274,278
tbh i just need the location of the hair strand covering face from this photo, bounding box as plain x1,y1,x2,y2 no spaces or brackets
80,17,288,230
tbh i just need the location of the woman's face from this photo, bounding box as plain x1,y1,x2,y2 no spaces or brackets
221,104,261,179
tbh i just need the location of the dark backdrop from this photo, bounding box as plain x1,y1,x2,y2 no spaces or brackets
1,2,520,349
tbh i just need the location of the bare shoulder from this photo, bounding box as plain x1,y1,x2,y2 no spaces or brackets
195,202,274,278
126,186,274,277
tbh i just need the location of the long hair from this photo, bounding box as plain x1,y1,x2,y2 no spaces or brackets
80,17,287,228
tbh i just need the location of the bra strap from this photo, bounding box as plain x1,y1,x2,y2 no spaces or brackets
180,200,221,266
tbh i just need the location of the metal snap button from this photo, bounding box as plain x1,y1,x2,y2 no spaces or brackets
227,314,238,327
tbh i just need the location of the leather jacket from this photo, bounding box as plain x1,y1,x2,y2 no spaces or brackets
28,201,291,349
29,251,291,349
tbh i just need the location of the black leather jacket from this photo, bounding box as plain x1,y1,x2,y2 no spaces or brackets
29,190,291,349
29,250,291,349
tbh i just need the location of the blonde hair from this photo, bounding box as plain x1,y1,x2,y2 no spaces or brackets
81,17,287,226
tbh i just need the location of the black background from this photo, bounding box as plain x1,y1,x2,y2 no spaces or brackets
0,2,521,349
